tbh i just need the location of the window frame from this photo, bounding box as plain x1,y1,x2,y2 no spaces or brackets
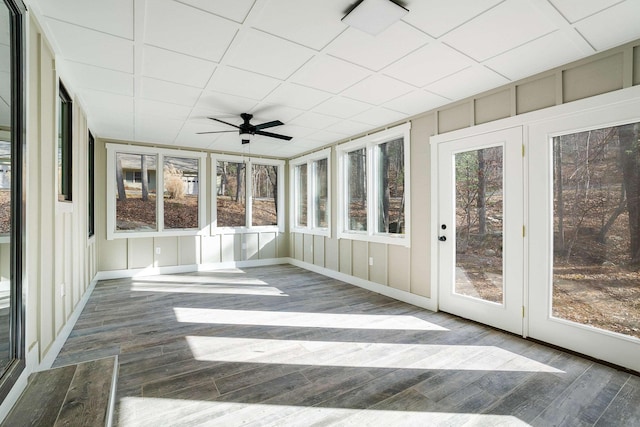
289,147,331,237
106,143,207,240
212,154,285,234
336,123,411,246
88,131,95,238
57,81,72,203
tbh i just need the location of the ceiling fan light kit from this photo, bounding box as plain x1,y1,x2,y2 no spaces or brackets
342,0,409,35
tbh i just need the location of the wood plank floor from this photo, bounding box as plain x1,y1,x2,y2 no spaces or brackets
53,265,640,426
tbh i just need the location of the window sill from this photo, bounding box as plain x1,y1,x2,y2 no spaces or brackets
290,227,331,238
56,200,74,214
337,231,410,247
211,226,283,235
107,228,206,240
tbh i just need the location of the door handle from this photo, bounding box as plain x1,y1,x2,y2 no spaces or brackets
438,236,446,242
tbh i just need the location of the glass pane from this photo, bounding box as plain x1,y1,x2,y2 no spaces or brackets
252,164,278,226
216,160,246,227
164,156,199,229
296,164,307,227
0,0,11,368
115,153,157,231
314,158,328,228
347,148,367,231
58,85,71,202
455,147,504,303
553,123,640,339
377,138,404,234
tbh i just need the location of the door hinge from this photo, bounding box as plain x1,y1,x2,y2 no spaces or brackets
522,306,525,318
522,144,525,157
523,225,526,237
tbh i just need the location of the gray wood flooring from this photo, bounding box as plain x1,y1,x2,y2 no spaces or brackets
53,265,640,426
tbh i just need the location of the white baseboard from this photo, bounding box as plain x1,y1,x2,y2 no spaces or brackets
286,258,437,312
94,258,288,281
37,277,99,371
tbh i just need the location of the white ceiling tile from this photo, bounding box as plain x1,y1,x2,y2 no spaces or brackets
249,104,305,123
144,0,238,62
194,92,259,117
342,75,414,105
484,31,585,81
93,116,134,141
142,45,216,88
383,43,473,87
38,0,134,39
82,89,134,116
135,99,192,121
402,0,502,38
574,1,640,50
313,96,371,119
66,61,133,96
141,77,202,107
549,0,621,23
46,19,133,73
425,65,509,100
225,29,314,80
263,83,331,110
253,0,348,50
441,0,558,61
289,112,341,130
176,0,255,23
329,120,375,136
206,66,281,100
134,114,184,144
306,130,348,144
384,90,450,115
271,124,316,139
289,55,370,94
326,22,431,71
350,107,406,127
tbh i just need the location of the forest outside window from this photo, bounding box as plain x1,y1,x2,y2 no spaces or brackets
290,148,330,236
58,81,72,202
337,123,410,246
106,144,206,239
213,155,284,232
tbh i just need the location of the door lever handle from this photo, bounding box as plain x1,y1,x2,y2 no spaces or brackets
438,236,446,242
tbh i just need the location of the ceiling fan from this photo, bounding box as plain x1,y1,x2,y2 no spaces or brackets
197,113,292,144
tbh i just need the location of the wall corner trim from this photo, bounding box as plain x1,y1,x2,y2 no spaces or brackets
286,258,438,312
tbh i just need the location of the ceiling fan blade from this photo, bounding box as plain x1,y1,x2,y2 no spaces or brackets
255,130,292,141
196,130,237,134
209,117,240,128
255,120,284,130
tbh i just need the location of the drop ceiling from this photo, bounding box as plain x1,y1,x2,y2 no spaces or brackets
26,0,640,158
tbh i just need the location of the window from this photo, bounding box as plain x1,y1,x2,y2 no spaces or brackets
58,81,72,202
106,144,206,239
213,155,284,232
337,123,410,245
290,148,331,236
88,131,94,237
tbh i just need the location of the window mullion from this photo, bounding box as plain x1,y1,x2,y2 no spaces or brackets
157,153,164,232
367,143,375,236
245,160,252,228
308,160,314,230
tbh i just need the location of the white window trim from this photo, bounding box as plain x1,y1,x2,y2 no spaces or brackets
106,143,207,240
289,147,331,237
336,123,411,247
211,154,285,234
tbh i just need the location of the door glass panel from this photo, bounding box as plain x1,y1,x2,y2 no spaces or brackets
553,123,640,339
455,147,504,303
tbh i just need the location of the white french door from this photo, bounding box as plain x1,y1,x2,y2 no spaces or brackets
436,127,524,335
528,98,640,373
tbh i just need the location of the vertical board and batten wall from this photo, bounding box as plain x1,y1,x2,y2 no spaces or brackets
26,17,97,364
95,145,289,273
289,39,640,300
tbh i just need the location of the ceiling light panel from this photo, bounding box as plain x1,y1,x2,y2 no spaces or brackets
325,22,431,71
144,0,238,62
142,45,216,89
342,0,408,36
441,0,558,62
254,0,348,50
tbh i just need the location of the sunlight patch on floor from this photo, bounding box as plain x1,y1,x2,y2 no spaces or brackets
173,307,447,330
184,336,564,373
117,397,531,426
131,282,287,296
